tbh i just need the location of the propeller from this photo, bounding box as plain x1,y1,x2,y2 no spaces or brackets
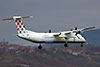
75,31,81,39
74,27,81,39
69,27,81,39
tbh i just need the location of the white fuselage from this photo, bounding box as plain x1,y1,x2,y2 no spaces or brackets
18,30,86,44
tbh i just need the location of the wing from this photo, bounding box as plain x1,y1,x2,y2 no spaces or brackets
73,26,96,33
53,26,96,37
53,32,71,37
81,26,96,31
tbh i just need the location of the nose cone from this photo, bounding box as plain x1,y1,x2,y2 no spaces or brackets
77,34,86,43
81,36,86,42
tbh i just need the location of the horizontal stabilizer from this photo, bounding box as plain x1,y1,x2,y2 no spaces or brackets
2,16,32,21
22,16,33,19
2,18,13,20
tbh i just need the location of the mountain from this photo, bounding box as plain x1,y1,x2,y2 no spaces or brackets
82,29,100,45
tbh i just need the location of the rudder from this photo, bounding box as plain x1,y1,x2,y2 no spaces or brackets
13,16,26,34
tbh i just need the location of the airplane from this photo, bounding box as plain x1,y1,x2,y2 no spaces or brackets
2,16,96,49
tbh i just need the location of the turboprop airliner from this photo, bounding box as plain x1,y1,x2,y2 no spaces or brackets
2,16,95,49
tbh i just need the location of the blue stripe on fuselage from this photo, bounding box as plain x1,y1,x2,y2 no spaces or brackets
45,41,53,43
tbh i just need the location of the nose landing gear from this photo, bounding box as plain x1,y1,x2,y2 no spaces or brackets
81,43,84,47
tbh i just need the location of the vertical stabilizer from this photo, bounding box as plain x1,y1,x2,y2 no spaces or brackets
2,16,32,34
13,16,26,34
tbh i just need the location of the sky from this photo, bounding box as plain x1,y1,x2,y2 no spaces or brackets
0,0,100,45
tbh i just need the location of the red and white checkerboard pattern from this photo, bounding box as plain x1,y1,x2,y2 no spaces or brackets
14,19,25,34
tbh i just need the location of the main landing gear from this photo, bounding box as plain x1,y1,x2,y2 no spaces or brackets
81,43,84,47
64,43,68,47
38,44,42,49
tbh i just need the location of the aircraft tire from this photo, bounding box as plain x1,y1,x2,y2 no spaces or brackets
81,44,83,47
64,44,68,47
38,45,42,49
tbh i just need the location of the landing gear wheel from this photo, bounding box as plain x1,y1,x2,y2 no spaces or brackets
38,45,42,49
64,44,68,47
81,44,83,47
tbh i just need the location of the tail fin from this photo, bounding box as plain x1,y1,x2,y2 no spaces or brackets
13,16,25,34
3,16,32,34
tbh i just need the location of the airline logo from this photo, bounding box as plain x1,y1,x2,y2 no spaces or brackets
14,19,25,34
